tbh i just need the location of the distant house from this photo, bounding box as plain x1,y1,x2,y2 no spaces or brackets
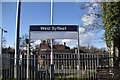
38,40,86,53
37,40,88,70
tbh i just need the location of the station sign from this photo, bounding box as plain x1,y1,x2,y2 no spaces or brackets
30,25,78,32
29,25,79,40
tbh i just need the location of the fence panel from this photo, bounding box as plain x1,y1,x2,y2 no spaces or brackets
2,52,120,80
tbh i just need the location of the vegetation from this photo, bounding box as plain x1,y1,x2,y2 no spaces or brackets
54,74,95,80
55,75,78,80
2,37,6,48
81,2,120,67
19,34,28,51
81,2,120,79
100,2,120,67
19,34,35,54
79,46,108,54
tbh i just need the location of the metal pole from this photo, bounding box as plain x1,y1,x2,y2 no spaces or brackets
0,28,3,79
27,28,30,79
50,0,54,80
0,27,7,79
0,3,2,79
14,0,21,79
0,28,2,56
77,26,80,78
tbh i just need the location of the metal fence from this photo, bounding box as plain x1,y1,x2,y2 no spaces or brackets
2,52,120,80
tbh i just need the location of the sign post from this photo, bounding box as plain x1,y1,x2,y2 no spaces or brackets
50,0,54,79
0,28,3,79
14,0,21,79
29,24,79,79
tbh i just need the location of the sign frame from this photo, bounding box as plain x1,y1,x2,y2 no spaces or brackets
28,24,80,78
30,25,78,32
29,24,79,40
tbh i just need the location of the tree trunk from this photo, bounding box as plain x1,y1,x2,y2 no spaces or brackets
118,48,120,66
109,41,114,67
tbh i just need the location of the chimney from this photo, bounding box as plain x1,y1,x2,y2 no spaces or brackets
64,42,66,47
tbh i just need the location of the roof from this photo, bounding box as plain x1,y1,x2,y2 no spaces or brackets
41,49,86,53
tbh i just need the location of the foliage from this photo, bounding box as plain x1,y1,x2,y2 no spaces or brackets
55,75,79,80
81,2,120,50
2,37,6,48
81,2,102,32
100,2,120,48
19,34,35,53
89,46,108,54
78,46,108,54
55,74,95,80
81,2,120,68
19,34,28,50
